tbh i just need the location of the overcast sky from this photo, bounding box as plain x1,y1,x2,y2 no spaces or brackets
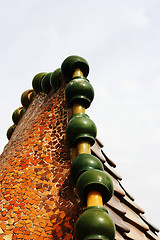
0,0,159,231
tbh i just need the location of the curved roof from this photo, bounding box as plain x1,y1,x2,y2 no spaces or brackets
0,64,159,239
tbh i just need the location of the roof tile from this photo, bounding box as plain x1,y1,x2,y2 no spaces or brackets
91,142,106,162
120,195,145,214
107,173,125,197
121,203,149,231
95,138,104,148
140,214,159,234
119,182,135,201
123,222,148,240
101,149,117,167
115,231,125,240
107,195,126,215
106,206,130,233
104,161,122,180
145,229,160,240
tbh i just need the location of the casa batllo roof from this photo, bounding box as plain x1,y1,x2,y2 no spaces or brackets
0,56,159,240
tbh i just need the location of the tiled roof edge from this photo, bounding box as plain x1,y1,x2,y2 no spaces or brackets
6,69,63,142
93,139,160,239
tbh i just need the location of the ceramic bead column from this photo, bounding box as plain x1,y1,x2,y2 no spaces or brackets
61,56,116,240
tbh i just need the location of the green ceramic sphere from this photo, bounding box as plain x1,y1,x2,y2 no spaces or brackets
76,206,115,240
61,55,89,83
21,89,35,109
76,169,114,204
20,107,26,117
12,107,26,125
50,68,62,93
71,153,104,183
41,72,52,94
7,124,16,140
32,72,47,93
66,113,97,147
65,78,94,108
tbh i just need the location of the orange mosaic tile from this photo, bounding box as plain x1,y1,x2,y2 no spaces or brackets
0,82,83,239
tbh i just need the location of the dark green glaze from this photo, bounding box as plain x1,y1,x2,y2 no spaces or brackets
6,124,16,140
66,113,97,147
12,107,26,125
61,55,89,83
20,107,26,117
71,153,104,183
50,68,62,93
21,89,35,109
65,78,94,108
41,72,52,94
76,206,115,240
32,72,47,93
76,169,114,204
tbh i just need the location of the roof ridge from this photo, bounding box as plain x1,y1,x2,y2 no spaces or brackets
6,69,63,143
1,55,159,239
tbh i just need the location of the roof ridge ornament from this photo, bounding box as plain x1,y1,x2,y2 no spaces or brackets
61,55,115,240
6,69,62,140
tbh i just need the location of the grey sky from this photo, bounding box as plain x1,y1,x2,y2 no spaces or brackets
0,0,159,231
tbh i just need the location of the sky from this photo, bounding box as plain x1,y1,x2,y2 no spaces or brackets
0,0,160,232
